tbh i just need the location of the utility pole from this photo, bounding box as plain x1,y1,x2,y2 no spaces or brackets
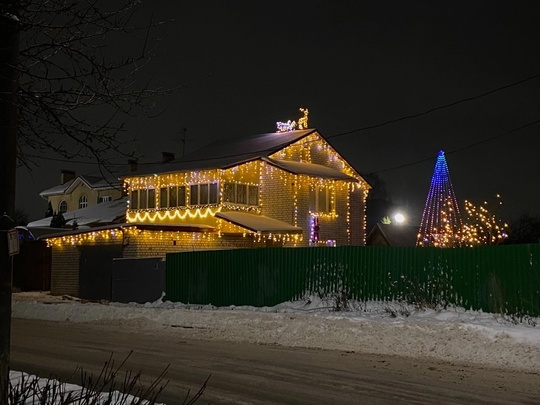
0,1,20,402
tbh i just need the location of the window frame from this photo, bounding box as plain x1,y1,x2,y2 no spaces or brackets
58,200,67,213
223,182,259,207
79,195,88,209
309,186,334,214
189,182,219,206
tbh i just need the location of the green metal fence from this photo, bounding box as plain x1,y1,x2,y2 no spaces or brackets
165,244,540,316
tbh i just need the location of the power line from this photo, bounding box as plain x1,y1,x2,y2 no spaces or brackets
326,72,540,140
24,72,540,170
371,117,540,175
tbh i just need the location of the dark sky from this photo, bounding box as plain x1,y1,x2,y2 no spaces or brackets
17,1,540,225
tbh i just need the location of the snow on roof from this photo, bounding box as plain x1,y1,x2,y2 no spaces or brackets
28,197,128,229
127,129,317,176
36,222,216,240
39,179,75,197
263,157,359,181
39,175,121,197
215,211,302,233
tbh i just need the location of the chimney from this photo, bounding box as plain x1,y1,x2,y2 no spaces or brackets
60,170,76,184
128,159,138,173
162,152,175,163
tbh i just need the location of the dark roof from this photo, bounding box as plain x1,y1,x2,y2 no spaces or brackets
366,223,419,247
127,129,317,176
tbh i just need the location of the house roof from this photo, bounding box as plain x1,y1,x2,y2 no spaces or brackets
36,222,215,240
40,175,122,197
126,129,318,176
263,157,359,181
28,197,128,229
366,223,419,247
215,211,303,234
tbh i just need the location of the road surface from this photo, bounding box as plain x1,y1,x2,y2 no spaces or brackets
10,318,540,404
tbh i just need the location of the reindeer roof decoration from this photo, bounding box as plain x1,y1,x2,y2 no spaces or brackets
276,108,309,132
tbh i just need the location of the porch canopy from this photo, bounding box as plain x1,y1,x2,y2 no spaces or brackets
215,211,303,234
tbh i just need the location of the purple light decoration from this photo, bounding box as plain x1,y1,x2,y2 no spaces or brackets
417,150,463,247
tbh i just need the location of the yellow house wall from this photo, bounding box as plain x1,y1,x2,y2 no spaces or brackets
48,182,123,213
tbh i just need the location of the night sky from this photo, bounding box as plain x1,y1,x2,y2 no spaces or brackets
16,1,540,225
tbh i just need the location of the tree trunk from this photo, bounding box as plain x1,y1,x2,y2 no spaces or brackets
0,1,20,402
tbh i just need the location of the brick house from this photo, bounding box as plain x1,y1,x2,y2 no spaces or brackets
42,128,371,297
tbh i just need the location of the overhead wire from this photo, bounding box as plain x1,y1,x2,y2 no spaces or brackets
24,72,540,171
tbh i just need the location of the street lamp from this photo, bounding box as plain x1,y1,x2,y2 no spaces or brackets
394,213,406,224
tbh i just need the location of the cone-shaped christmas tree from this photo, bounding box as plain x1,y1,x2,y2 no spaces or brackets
417,150,462,247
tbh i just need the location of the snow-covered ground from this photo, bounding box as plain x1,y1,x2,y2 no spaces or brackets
11,291,540,374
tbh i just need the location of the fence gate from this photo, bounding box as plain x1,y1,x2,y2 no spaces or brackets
79,245,124,301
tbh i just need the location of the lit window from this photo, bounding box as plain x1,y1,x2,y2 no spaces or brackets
189,183,219,206
223,182,259,206
309,186,333,214
79,195,88,209
59,200,67,213
148,189,156,209
99,196,112,203
139,189,148,209
161,186,187,209
130,190,139,209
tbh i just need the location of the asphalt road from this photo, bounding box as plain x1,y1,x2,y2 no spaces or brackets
10,318,540,404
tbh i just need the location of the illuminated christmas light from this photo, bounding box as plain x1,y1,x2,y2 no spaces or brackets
461,195,508,246
417,150,463,247
276,120,297,132
297,108,309,129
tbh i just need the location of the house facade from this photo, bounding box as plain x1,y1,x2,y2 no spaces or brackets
40,170,124,214
42,128,371,297
123,128,370,249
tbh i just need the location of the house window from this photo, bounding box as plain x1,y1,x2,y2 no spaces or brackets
223,182,259,206
139,189,148,209
130,188,156,210
130,190,139,209
248,185,258,206
147,189,156,209
79,195,88,209
99,196,112,203
59,200,67,213
189,183,218,206
309,186,333,214
160,186,187,208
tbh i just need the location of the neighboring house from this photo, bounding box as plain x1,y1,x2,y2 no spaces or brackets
27,196,128,238
40,170,124,214
39,127,371,297
366,223,419,247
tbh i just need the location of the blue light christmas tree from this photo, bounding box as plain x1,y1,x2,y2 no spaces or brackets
417,150,463,247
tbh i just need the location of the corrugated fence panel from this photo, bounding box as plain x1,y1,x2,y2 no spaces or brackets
165,244,540,316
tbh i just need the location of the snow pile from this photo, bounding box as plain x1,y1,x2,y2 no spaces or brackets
11,292,540,373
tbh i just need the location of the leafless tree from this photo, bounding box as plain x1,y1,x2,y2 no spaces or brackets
1,0,169,400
